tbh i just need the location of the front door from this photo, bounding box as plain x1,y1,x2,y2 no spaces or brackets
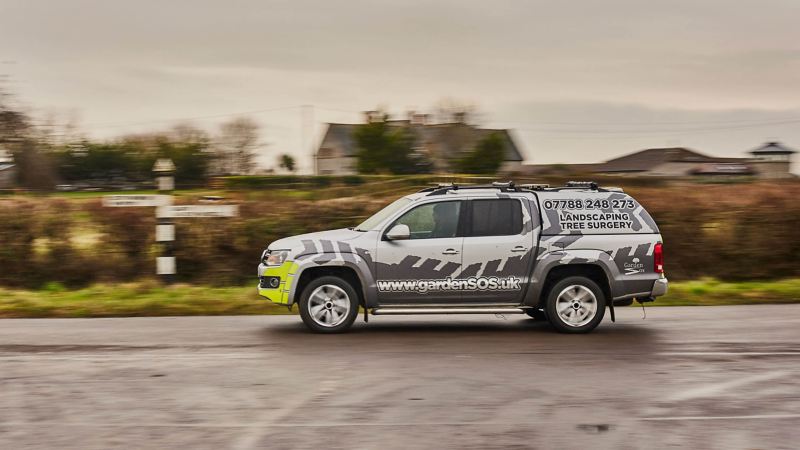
460,197,535,303
375,200,464,304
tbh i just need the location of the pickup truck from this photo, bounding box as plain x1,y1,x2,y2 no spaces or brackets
258,181,667,333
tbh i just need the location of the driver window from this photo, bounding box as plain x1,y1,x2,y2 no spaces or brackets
392,201,461,240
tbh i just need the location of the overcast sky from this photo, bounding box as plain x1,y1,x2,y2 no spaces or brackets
2,0,799,173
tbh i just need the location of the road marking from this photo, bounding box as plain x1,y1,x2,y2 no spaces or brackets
230,371,343,450
665,371,788,402
638,414,800,422
659,352,800,357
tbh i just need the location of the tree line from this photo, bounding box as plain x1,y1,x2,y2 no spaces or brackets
1,92,502,191
1,93,299,190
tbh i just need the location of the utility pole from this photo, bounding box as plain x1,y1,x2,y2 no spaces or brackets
302,105,315,175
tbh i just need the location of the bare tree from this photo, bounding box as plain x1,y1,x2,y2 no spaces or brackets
0,88,29,144
432,98,480,125
0,89,58,189
214,117,260,175
171,122,209,145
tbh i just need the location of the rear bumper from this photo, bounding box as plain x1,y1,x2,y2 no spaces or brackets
651,277,669,297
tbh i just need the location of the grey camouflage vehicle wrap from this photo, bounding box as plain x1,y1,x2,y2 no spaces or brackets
258,187,668,309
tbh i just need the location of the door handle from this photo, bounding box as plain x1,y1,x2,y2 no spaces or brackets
442,249,460,255
511,246,528,252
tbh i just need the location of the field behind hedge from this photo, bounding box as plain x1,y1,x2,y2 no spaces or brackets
0,179,798,288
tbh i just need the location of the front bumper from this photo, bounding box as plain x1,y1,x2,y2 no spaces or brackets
257,261,299,305
651,277,669,297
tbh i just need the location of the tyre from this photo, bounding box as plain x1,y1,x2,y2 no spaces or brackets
545,276,606,334
525,308,548,321
298,276,359,333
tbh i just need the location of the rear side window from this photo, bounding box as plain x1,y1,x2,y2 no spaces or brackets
469,199,523,236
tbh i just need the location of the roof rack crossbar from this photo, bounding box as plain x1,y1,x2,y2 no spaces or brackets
422,180,617,195
425,181,520,196
565,181,599,190
519,183,550,190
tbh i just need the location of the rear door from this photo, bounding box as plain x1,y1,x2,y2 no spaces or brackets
459,197,535,304
374,200,465,304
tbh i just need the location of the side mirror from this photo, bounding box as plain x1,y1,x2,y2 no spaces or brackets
385,224,410,241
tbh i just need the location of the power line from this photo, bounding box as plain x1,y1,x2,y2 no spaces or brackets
71,103,800,138
494,115,800,127
82,105,304,129
512,117,800,136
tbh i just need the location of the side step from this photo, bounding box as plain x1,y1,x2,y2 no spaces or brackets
372,307,529,315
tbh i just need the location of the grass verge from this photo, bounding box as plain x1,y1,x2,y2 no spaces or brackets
650,278,800,306
0,278,798,319
0,282,289,318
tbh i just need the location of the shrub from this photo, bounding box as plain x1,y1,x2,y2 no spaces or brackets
0,181,798,287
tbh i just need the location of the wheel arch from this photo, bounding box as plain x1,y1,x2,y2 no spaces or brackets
292,264,368,308
528,257,613,309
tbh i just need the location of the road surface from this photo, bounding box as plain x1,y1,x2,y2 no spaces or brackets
1,305,799,449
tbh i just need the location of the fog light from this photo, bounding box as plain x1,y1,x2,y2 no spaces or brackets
260,276,281,289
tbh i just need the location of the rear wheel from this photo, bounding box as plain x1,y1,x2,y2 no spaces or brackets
298,276,359,333
545,276,606,333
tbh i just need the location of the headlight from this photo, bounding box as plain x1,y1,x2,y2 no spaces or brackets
262,250,290,266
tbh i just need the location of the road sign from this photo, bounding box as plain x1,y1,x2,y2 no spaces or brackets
103,195,173,207
156,205,239,218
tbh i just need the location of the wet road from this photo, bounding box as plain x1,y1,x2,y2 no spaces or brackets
1,305,799,449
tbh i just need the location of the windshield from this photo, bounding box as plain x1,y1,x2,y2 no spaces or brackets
355,198,413,231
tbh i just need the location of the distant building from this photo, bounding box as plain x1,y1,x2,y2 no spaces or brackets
315,112,524,175
594,147,750,177
0,145,16,189
748,141,796,179
519,142,796,179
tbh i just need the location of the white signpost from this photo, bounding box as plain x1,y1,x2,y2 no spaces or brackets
103,195,172,208
156,205,238,218
103,159,238,283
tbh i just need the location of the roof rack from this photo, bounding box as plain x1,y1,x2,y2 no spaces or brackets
420,180,615,196
565,181,599,190
519,183,550,191
417,183,456,193
423,181,519,196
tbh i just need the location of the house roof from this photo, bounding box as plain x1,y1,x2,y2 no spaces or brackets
319,122,523,162
749,141,797,155
596,147,745,173
320,123,358,154
515,163,600,175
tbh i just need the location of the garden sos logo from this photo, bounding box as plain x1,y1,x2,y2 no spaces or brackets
377,276,522,294
624,257,645,275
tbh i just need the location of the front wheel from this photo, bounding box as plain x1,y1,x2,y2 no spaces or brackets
545,276,606,333
298,276,359,333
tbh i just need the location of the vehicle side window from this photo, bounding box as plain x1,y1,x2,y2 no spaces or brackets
391,201,462,239
469,199,523,236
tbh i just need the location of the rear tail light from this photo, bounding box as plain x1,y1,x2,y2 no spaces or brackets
654,242,664,274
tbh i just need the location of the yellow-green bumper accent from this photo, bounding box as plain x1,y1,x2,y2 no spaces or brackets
258,261,300,305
